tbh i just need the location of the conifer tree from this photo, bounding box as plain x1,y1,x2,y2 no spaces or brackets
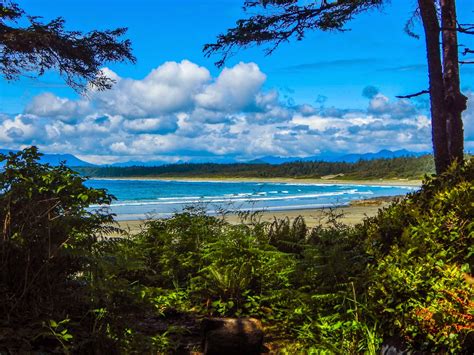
204,0,473,173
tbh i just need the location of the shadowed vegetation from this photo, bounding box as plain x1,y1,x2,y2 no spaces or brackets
0,148,472,353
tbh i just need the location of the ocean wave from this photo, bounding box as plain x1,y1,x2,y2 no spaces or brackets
89,178,417,189
90,189,371,208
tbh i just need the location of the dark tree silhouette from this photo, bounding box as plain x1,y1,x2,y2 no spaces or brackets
204,0,473,174
0,1,135,91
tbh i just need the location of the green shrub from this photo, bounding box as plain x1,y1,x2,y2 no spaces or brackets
360,160,474,352
191,224,296,316
0,147,117,352
3,147,471,353
0,147,114,318
135,207,226,288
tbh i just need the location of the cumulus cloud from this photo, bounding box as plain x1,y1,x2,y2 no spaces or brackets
0,114,46,144
368,94,417,119
25,93,88,123
3,59,474,163
195,62,266,112
92,60,211,117
123,117,179,134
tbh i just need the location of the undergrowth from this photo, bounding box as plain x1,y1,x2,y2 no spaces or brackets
0,148,472,353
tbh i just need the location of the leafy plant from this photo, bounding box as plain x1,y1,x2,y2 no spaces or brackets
39,319,74,353
360,159,474,352
0,147,117,351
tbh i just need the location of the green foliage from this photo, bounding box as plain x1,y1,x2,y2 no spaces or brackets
39,319,74,353
269,216,308,255
136,207,226,288
133,209,295,317
359,159,474,352
2,147,472,353
0,147,115,318
0,147,119,352
192,224,295,316
204,0,386,67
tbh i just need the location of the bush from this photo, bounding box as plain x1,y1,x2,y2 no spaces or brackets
359,160,474,352
133,209,296,317
135,207,226,288
274,160,473,353
0,147,116,351
2,147,472,353
191,223,296,316
0,147,114,316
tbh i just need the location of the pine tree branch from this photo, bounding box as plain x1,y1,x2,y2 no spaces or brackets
204,0,386,67
0,2,135,91
396,90,429,99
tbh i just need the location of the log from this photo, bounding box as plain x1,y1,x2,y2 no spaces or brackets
201,317,264,355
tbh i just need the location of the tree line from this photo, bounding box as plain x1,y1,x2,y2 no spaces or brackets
76,155,435,180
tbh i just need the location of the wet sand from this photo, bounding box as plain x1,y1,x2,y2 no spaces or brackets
115,197,396,234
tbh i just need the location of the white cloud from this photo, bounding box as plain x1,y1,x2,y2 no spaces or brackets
195,62,266,112
92,60,211,117
0,114,44,144
368,94,417,118
25,93,89,123
4,60,473,162
123,117,178,134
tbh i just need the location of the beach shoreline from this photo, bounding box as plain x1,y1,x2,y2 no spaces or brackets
91,176,422,187
115,196,398,234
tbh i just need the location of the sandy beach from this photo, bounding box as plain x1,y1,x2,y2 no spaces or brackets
116,196,397,234
103,178,418,234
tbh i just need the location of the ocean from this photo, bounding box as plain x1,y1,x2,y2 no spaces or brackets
84,179,418,221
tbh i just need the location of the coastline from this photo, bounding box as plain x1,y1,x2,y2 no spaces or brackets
92,176,422,187
115,196,398,234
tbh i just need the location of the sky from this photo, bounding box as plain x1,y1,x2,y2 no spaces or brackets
1,0,474,164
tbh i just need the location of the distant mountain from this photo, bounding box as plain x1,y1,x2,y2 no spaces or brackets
110,160,168,167
0,149,95,167
110,157,239,167
182,157,239,165
332,149,426,163
39,154,96,167
254,149,426,165
0,148,428,168
249,156,300,165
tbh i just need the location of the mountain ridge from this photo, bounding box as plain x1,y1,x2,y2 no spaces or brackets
0,148,427,167
251,149,426,165
0,149,95,167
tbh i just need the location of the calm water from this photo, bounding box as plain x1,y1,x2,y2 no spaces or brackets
85,179,418,221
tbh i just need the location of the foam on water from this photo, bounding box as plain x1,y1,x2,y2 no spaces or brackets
85,179,418,220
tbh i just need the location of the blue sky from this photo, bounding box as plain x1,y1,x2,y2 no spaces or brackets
1,0,473,163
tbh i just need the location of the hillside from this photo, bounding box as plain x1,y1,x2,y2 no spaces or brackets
0,149,94,167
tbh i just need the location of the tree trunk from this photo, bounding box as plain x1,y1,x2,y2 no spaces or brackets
418,0,450,174
440,0,467,164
